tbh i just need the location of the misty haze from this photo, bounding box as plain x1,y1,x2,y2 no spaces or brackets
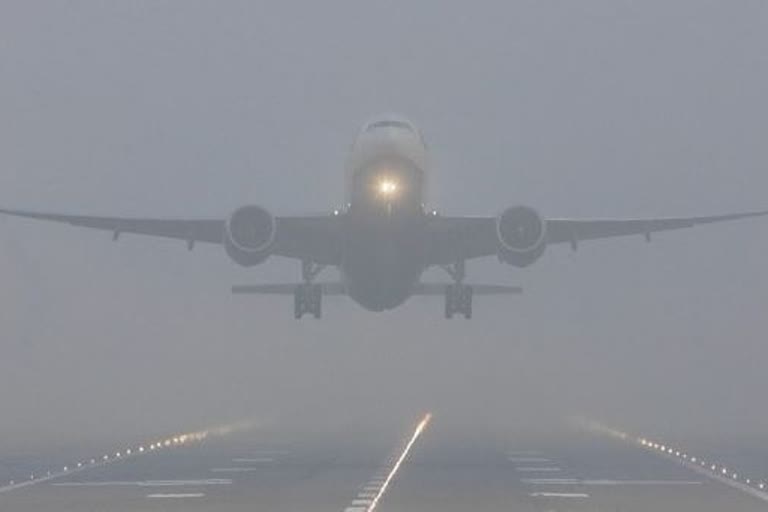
1,2,767,511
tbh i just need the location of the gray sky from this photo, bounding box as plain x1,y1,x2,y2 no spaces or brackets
1,1,767,454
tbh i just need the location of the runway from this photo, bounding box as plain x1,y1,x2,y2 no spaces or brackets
1,417,766,512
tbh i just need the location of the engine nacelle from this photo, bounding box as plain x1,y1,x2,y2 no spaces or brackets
224,205,276,267
496,205,547,267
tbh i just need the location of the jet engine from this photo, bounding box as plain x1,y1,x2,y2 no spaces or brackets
224,205,276,266
496,205,547,267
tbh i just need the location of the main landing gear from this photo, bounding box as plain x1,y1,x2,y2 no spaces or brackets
442,260,473,319
294,260,325,319
294,283,322,319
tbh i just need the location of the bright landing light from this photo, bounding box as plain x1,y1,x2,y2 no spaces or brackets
377,178,399,198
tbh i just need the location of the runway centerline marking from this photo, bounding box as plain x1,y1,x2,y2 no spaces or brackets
349,413,432,512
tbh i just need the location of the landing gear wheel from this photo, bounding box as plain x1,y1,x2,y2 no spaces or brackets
311,284,322,319
294,288,302,319
461,285,473,319
294,284,322,319
445,284,455,319
444,284,473,319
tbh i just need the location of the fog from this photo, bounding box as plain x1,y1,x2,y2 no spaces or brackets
1,1,767,456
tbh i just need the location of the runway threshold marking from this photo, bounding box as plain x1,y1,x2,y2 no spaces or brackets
345,413,432,512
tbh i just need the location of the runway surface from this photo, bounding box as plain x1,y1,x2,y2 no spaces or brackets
1,417,767,512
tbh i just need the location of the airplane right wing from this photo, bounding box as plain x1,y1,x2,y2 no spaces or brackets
545,211,768,246
425,209,768,265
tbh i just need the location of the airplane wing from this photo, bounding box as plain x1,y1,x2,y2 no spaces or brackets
427,209,768,264
0,208,343,265
545,211,768,246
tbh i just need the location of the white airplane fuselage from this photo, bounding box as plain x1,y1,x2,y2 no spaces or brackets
341,116,432,311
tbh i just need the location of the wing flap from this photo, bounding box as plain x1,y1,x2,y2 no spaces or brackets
232,282,522,296
413,283,523,295
232,283,346,295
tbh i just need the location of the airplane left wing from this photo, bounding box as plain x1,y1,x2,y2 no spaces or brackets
0,208,343,264
0,208,225,245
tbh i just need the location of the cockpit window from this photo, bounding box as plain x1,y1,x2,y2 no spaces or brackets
366,120,414,132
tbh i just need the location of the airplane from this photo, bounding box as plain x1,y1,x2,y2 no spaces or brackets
2,114,767,319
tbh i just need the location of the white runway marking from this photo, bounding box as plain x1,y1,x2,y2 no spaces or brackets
0,419,257,495
353,413,432,512
529,491,590,498
522,478,579,484
352,499,372,506
508,457,551,463
210,467,260,473
515,466,562,472
522,478,702,486
358,492,377,498
579,419,768,503
53,479,232,487
146,493,205,498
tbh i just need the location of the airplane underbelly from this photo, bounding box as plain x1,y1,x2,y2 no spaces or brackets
342,219,426,311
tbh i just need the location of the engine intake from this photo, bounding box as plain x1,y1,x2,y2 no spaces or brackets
496,205,547,267
224,205,276,266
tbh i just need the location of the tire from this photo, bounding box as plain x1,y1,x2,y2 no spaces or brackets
294,286,304,319
312,284,322,319
444,284,454,319
463,286,473,319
